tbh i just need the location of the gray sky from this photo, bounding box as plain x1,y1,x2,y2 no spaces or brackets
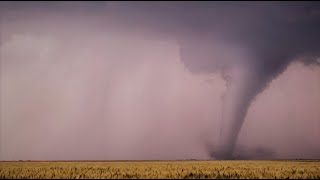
1,1,320,160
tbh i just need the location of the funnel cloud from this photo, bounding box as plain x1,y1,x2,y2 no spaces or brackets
1,2,320,160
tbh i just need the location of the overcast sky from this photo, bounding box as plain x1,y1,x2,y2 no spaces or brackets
1,1,320,160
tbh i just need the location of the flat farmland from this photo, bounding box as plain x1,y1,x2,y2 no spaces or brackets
1,160,320,179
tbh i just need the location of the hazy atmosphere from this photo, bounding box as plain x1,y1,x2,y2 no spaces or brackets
1,1,320,161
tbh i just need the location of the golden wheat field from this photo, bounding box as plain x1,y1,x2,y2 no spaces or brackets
0,160,320,179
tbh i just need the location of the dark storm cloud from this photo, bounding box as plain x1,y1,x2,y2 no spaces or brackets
102,1,320,159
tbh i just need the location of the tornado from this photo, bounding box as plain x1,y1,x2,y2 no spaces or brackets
176,2,320,159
